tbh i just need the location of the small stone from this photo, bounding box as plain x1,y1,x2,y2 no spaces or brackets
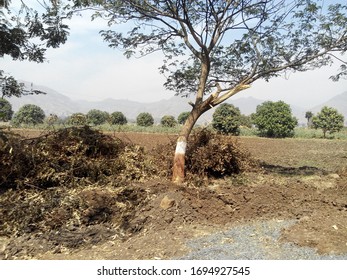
160,195,175,210
329,174,340,179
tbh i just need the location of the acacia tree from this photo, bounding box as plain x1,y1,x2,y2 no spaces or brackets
70,0,346,183
0,0,69,98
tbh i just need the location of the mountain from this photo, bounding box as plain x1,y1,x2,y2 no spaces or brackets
311,91,347,119
8,82,196,121
7,82,321,125
8,83,77,117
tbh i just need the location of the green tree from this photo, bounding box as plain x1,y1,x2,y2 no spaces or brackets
239,114,253,129
177,112,190,125
312,106,344,138
136,112,154,127
86,109,109,125
45,113,59,126
161,115,177,127
110,111,127,125
305,111,314,128
1,1,69,98
253,101,298,138
0,98,13,121
12,104,45,126
67,113,87,126
71,1,347,183
212,103,241,135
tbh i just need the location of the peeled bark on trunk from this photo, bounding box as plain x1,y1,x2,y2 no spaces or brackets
172,104,207,184
172,136,187,184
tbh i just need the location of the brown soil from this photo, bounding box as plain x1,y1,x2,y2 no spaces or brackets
1,129,347,259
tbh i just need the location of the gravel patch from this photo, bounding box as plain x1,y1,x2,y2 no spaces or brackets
181,219,347,260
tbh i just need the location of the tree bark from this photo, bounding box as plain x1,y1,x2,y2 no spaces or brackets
172,102,209,184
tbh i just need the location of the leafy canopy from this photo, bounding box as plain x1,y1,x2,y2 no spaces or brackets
67,113,87,126
12,104,45,126
136,112,154,127
312,106,345,138
212,103,241,135
110,111,127,125
177,111,190,125
86,109,109,125
1,0,70,98
0,97,13,121
253,101,298,138
161,115,177,127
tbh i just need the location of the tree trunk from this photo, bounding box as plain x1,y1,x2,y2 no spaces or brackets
172,103,208,184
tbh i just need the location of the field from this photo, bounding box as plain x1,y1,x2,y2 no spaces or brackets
1,128,347,259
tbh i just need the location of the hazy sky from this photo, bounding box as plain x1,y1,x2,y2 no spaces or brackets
2,6,347,109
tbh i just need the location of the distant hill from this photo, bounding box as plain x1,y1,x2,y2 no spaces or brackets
311,91,347,124
10,81,345,125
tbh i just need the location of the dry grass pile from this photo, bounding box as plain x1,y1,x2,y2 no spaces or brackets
0,126,156,190
0,126,154,243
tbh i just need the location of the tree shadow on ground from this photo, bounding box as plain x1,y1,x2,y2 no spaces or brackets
260,163,328,176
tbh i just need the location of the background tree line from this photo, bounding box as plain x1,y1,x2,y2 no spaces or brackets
1,100,345,139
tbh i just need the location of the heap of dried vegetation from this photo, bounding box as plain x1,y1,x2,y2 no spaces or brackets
0,126,155,240
0,126,255,254
153,128,256,182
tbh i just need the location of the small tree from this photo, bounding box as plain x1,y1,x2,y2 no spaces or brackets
46,113,59,126
177,112,190,125
136,112,154,127
110,111,127,125
67,113,87,126
305,111,314,128
253,101,298,138
12,104,45,126
312,106,344,138
0,98,13,121
86,109,109,125
239,114,253,129
161,115,177,127
212,103,241,135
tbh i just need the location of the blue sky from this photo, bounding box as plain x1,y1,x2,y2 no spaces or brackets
2,3,347,108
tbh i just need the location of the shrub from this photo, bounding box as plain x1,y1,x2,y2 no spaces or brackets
177,111,190,124
12,104,45,126
45,114,59,126
239,114,253,128
86,109,109,125
110,111,127,125
160,115,177,127
153,128,255,180
67,113,87,126
312,106,344,138
136,112,154,127
0,98,13,121
212,103,241,135
252,101,298,138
